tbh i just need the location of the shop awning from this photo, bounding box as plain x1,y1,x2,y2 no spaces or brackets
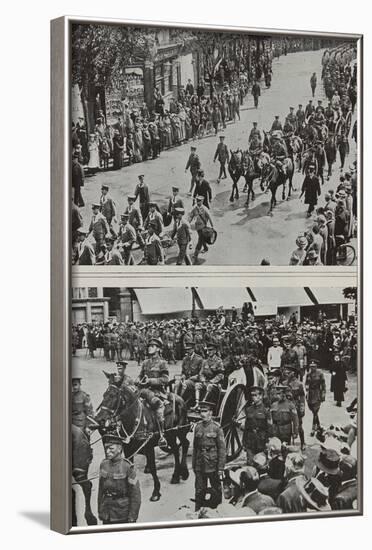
309,287,350,305
134,288,192,315
249,287,313,308
195,287,250,310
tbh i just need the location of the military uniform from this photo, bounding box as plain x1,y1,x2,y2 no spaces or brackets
213,141,229,180
243,401,272,465
180,351,204,394
305,366,326,433
196,353,224,404
286,377,306,447
271,397,299,444
138,356,169,403
72,390,94,429
192,418,226,510
98,457,141,524
185,152,201,193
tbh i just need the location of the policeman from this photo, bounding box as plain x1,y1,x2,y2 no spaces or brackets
136,337,169,447
196,342,225,408
270,385,299,444
98,434,141,524
192,401,226,511
305,359,326,436
282,365,306,450
243,386,272,465
72,375,94,430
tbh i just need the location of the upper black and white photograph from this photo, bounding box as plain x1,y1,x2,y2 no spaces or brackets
71,23,360,267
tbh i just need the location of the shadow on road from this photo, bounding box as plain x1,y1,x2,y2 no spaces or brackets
232,201,272,225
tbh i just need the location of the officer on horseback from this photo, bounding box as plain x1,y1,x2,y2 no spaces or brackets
249,122,262,144
136,337,169,448
178,341,204,408
72,374,94,431
195,342,225,409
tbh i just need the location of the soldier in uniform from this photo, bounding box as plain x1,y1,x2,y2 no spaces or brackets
134,174,150,221
271,115,283,132
72,375,94,430
249,121,262,144
271,385,299,444
243,386,272,466
192,401,226,511
282,365,306,450
89,203,110,254
167,186,184,221
185,145,201,196
99,184,117,229
177,342,203,406
136,337,169,447
115,360,135,388
98,434,141,524
280,336,300,374
195,342,224,409
213,135,229,182
305,359,326,436
74,227,96,265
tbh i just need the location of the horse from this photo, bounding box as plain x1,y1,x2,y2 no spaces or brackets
95,373,190,502
241,152,261,206
324,134,337,179
228,149,244,202
71,424,98,526
262,158,294,214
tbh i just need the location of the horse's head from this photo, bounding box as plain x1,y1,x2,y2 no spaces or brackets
94,371,124,430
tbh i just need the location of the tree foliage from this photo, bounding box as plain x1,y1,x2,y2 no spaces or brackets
343,287,357,301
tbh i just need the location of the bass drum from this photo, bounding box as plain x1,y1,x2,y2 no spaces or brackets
202,227,217,245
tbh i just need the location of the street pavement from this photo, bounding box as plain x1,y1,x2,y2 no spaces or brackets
77,48,357,266
72,351,357,526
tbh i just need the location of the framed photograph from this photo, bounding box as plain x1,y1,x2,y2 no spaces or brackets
51,16,362,534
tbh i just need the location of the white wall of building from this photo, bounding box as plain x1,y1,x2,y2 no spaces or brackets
179,53,194,86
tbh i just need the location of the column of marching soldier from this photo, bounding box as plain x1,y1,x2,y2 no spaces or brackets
72,45,357,267
72,315,357,523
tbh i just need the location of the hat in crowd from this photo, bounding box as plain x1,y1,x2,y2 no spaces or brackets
267,437,282,455
101,184,109,190
127,194,136,201
296,235,308,248
105,235,115,243
229,466,258,487
148,337,163,348
298,478,329,511
197,169,205,177
191,146,197,151
283,364,298,373
121,212,129,219
316,448,340,475
172,186,179,192
72,374,82,382
175,207,185,215
102,433,124,446
116,360,128,368
276,385,289,392
309,359,320,367
138,174,145,178
219,134,225,139
196,195,205,202
268,368,281,378
92,202,100,209
149,201,157,207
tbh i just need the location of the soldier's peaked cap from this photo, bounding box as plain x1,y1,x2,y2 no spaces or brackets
72,375,82,382
127,194,136,200
175,207,185,214
250,385,264,393
116,360,128,367
101,184,109,190
148,337,163,348
92,202,100,208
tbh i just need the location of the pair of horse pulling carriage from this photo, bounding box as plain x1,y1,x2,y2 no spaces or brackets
72,361,266,526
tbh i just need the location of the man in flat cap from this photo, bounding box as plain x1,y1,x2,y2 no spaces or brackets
213,135,229,182
98,434,141,524
185,145,201,196
171,207,192,265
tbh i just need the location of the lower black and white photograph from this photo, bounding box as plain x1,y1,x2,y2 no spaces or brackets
71,284,359,529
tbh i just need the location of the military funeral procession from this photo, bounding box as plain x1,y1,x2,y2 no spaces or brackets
67,18,361,533
71,285,359,526
71,23,358,267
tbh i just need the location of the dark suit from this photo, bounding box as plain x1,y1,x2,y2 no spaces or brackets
193,179,212,209
214,143,229,179
134,183,150,219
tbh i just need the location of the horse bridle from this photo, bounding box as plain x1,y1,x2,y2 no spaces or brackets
100,383,143,444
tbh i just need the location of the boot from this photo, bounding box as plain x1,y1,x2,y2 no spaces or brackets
156,406,168,449
190,388,201,411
